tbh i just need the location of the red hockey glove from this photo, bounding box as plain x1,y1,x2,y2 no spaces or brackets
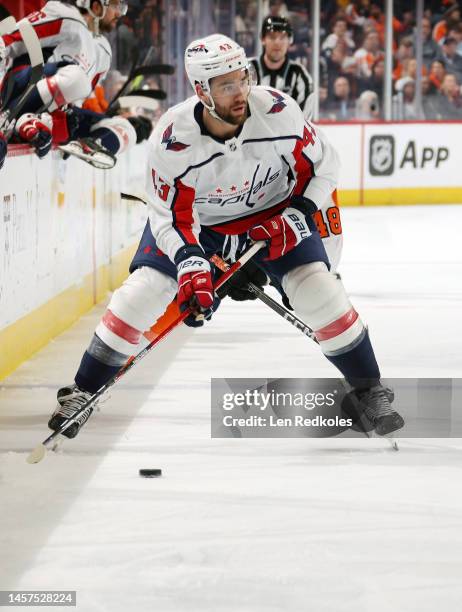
249,206,311,260
175,246,216,327
15,113,52,158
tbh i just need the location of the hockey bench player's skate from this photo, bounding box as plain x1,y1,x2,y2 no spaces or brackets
59,138,116,169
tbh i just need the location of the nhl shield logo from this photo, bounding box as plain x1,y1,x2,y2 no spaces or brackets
369,135,395,176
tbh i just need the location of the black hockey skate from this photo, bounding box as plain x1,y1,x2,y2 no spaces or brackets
342,384,404,436
48,384,94,439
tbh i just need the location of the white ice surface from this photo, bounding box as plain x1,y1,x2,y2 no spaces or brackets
1,205,462,612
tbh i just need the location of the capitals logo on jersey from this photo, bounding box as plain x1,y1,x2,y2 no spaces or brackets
267,89,287,114
161,123,190,152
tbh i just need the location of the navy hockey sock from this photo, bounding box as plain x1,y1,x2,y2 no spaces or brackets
325,329,381,389
75,350,121,394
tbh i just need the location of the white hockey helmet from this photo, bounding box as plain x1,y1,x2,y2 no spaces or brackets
185,34,249,93
75,0,128,20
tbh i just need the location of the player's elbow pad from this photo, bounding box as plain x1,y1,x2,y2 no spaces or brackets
37,64,92,111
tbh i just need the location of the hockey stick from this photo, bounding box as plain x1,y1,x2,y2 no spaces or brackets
0,18,44,136
108,64,174,108
120,192,144,202
26,241,265,464
0,17,17,107
210,253,318,342
116,96,163,111
111,90,167,113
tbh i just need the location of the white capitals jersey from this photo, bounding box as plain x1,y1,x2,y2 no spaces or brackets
146,86,340,264
2,1,110,89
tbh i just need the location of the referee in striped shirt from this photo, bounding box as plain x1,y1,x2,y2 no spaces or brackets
250,15,314,119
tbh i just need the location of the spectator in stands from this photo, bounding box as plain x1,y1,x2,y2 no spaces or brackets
235,1,258,55
345,0,372,31
432,4,461,44
288,9,311,65
422,75,441,119
393,76,419,120
399,7,415,38
358,56,384,98
325,44,348,94
324,76,356,120
420,17,444,69
322,17,356,58
441,36,462,83
354,29,383,78
392,37,414,81
429,59,446,91
406,58,427,81
434,72,462,118
368,3,405,47
262,0,289,18
446,23,462,56
319,85,328,111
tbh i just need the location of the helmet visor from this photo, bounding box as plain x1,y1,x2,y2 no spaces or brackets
209,67,253,100
108,0,128,15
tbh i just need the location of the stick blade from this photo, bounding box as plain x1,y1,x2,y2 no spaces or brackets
26,443,47,464
0,16,17,35
17,18,44,68
117,95,163,111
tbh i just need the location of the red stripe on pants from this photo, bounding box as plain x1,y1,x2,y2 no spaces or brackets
102,310,142,345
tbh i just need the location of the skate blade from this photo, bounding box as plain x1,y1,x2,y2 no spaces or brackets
386,436,400,451
368,429,400,451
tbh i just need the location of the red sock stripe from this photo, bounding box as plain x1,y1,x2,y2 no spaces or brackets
315,308,359,342
102,310,142,345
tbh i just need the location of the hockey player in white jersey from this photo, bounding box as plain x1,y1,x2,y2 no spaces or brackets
0,1,141,167
48,34,404,440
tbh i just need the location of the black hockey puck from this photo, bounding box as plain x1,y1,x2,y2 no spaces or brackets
139,468,162,478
